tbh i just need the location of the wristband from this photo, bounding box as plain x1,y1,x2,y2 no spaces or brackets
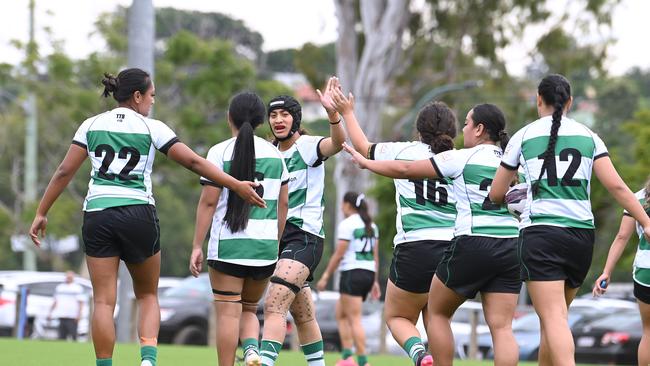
329,117,341,125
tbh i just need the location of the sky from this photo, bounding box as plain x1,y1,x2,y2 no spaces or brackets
0,0,648,76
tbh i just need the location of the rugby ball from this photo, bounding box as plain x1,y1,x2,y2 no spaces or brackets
505,183,528,217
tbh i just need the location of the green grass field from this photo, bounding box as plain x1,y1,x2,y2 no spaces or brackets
0,339,596,365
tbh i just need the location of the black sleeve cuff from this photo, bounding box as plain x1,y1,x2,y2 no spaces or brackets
71,140,87,149
500,161,519,171
368,143,377,160
281,179,289,186
594,152,609,161
429,157,443,178
159,137,180,155
199,178,222,188
313,137,328,167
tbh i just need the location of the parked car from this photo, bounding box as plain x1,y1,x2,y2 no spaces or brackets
158,277,183,296
0,271,92,339
577,282,635,302
312,290,384,353
158,273,293,347
458,298,639,361
573,311,642,365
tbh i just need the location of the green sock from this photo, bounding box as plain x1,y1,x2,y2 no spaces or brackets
403,336,426,365
260,339,282,366
96,359,112,366
141,345,157,365
301,340,325,366
357,354,368,366
242,337,259,355
341,348,353,359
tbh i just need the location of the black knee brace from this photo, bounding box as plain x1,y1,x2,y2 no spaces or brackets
270,276,301,294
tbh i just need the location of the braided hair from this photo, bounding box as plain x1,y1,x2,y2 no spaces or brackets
416,101,457,154
532,74,571,196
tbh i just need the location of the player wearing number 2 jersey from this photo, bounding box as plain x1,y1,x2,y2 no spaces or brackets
331,86,457,366
317,192,381,366
490,74,650,366
343,103,522,366
28,68,264,366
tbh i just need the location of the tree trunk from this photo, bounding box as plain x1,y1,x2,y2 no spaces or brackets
333,0,411,218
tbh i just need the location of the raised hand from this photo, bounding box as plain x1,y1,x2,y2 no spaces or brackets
342,142,368,169
316,76,337,116
331,86,355,115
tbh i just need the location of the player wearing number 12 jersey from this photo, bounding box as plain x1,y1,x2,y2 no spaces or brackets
342,103,522,366
28,68,264,366
331,85,457,366
490,74,650,366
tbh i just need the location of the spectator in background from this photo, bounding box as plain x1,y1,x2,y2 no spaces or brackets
48,271,85,341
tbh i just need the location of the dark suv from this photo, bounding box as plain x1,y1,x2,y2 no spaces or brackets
158,273,293,346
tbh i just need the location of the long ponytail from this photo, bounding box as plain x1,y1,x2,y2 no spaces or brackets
223,92,266,232
343,192,374,237
532,74,571,196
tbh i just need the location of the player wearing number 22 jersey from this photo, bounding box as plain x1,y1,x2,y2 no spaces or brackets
73,107,178,211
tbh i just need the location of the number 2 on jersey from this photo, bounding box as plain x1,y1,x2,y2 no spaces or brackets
479,178,501,211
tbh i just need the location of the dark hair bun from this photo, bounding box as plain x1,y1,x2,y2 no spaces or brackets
101,73,118,98
427,133,454,153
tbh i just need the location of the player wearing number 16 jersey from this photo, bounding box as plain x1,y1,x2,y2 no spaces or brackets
489,74,650,366
330,86,457,366
28,68,265,366
342,103,522,366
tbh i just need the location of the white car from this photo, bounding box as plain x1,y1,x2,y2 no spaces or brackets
0,271,92,339
382,300,489,356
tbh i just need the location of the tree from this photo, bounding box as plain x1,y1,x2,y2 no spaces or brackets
0,6,292,275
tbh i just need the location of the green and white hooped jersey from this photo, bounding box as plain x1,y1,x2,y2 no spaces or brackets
72,107,179,212
431,144,519,238
370,141,456,244
280,135,327,238
337,214,378,272
501,116,608,229
200,136,289,267
623,189,650,287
